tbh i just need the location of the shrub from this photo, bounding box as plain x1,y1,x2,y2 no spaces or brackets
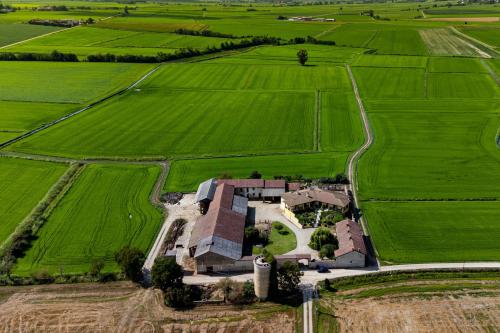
164,285,194,308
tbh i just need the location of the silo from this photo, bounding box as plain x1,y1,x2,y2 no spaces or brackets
253,255,271,300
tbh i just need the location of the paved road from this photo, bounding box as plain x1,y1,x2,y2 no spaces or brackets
301,284,314,333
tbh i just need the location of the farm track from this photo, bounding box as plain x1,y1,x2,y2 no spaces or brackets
450,26,499,58
345,65,374,239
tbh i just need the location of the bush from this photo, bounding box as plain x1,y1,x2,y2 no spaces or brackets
274,223,284,231
31,270,54,284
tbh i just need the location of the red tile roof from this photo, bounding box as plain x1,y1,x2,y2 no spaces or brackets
281,188,350,208
334,220,367,257
264,179,286,188
218,179,265,188
287,182,301,191
189,183,246,248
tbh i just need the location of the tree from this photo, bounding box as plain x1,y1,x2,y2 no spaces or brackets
297,49,308,66
164,285,193,308
114,246,145,282
324,278,331,290
319,244,336,259
249,170,262,179
277,261,303,294
124,6,129,15
151,257,183,291
89,259,105,277
309,227,337,250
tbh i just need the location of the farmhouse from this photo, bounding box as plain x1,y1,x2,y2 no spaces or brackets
334,219,367,268
189,183,248,273
281,188,350,217
195,178,302,213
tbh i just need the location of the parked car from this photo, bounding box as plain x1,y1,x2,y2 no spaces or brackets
317,265,329,273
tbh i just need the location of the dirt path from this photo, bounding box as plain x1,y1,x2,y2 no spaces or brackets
345,65,376,249
450,26,498,57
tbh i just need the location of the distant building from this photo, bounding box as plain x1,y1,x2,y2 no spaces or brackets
334,220,367,268
195,179,300,213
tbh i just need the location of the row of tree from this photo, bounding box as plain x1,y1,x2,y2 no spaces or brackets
0,50,78,62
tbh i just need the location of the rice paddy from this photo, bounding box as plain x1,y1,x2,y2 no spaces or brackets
14,164,163,275
0,158,67,246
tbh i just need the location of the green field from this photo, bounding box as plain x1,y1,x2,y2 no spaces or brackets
8,56,358,158
364,201,500,263
165,152,349,192
0,62,154,104
4,26,237,57
14,164,163,275
0,158,67,246
0,23,61,47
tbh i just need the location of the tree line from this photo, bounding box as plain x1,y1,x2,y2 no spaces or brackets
0,35,338,64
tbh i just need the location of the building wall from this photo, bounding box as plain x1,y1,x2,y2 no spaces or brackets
235,187,263,199
197,259,254,273
334,251,365,268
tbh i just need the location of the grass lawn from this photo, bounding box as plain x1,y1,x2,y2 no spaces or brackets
13,164,163,275
363,201,500,263
0,158,67,246
253,222,297,256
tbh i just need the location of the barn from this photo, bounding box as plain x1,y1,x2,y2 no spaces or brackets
334,219,367,268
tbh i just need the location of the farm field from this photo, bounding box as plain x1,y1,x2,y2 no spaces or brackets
419,28,491,57
0,23,61,47
358,107,500,200
7,55,359,159
14,164,163,275
363,201,500,263
0,282,296,332
0,158,67,246
459,26,500,49
165,152,349,192
319,275,500,332
4,26,237,57
0,62,154,104
0,101,76,143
